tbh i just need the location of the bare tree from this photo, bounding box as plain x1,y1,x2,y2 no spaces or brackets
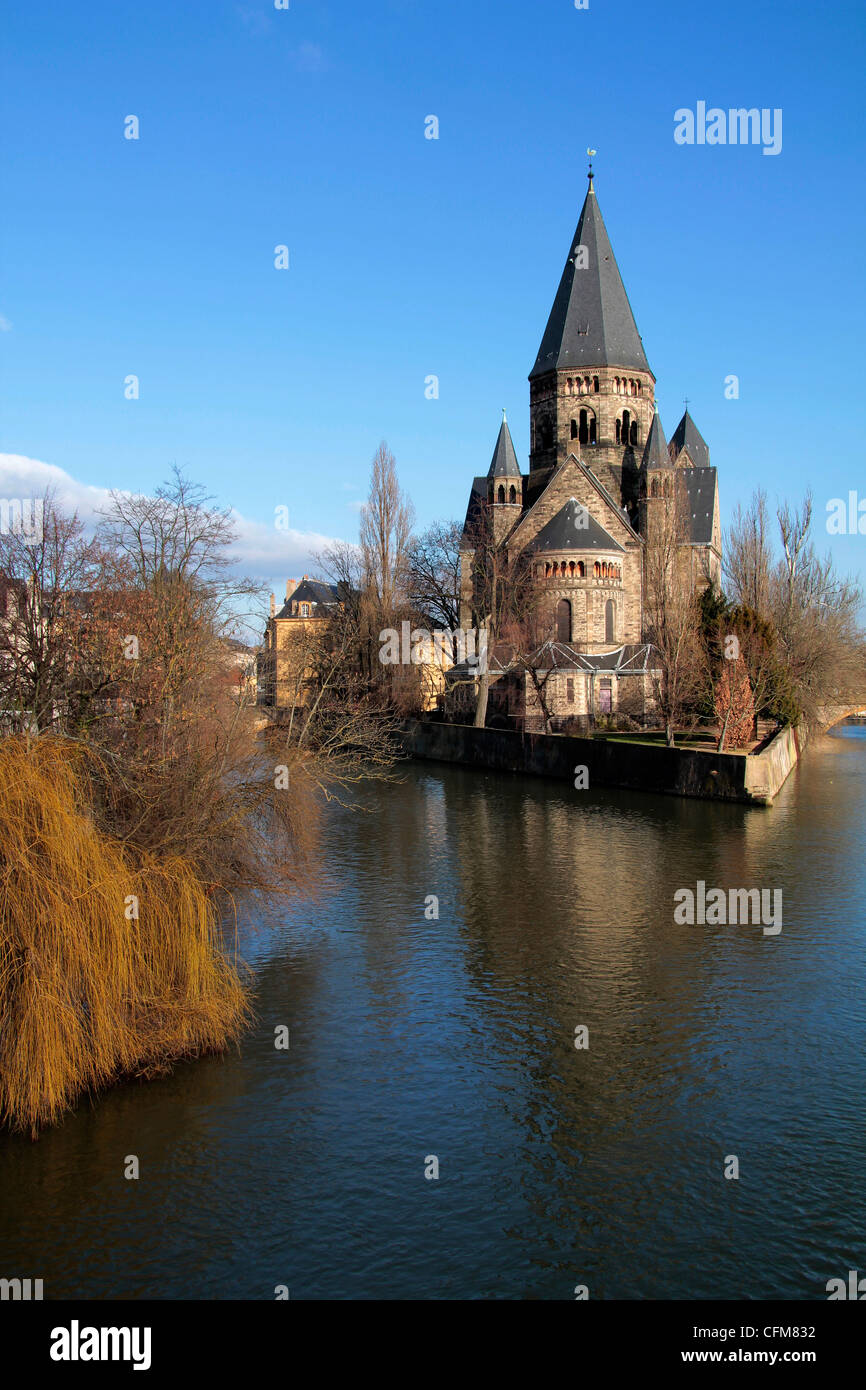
724,489,772,614
460,503,538,727
642,477,707,746
359,442,415,621
0,489,124,733
722,488,866,727
407,519,462,635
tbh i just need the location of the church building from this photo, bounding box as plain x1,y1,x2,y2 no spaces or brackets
456,167,721,731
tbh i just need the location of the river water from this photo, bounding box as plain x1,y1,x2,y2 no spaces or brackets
1,727,865,1300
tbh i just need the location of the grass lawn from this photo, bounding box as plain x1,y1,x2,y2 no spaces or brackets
592,730,757,754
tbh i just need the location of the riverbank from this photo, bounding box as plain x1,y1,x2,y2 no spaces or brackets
4,731,865,1298
400,719,807,805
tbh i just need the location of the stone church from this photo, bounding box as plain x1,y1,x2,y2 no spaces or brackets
456,169,721,730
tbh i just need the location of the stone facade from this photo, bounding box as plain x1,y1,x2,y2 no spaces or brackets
454,172,723,729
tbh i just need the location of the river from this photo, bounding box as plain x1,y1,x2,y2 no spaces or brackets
1,727,864,1299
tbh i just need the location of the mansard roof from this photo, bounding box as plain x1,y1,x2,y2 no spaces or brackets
487,412,522,478
276,577,342,618
670,408,711,469
526,497,625,554
683,468,718,545
641,408,670,472
530,181,651,379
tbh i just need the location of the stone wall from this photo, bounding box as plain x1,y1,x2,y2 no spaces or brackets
400,719,808,805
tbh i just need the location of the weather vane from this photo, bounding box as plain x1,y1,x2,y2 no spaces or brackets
587,147,597,187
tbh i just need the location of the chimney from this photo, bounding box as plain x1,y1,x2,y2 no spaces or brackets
285,578,297,602
269,592,275,618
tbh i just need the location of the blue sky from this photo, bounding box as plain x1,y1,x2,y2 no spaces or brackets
2,0,865,598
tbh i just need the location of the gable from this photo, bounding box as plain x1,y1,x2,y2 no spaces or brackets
508,454,637,556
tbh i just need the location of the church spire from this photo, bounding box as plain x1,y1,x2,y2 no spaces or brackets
670,407,711,468
530,178,651,379
641,406,670,472
487,412,521,479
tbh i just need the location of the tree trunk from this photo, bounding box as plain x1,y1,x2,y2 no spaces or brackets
717,705,731,753
473,669,490,728
666,719,675,748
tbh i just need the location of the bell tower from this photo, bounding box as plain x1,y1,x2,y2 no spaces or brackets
528,161,655,508
486,410,523,543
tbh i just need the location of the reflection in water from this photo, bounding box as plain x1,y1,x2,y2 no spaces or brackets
1,730,864,1299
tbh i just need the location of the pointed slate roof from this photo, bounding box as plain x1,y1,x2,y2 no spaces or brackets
641,408,670,472
683,468,718,544
670,409,711,469
530,181,651,379
487,411,522,478
527,497,624,554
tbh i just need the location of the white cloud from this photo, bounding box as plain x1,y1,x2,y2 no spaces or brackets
0,452,114,523
0,452,345,588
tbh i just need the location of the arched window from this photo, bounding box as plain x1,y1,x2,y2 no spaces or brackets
651,478,660,497
577,561,585,578
571,418,578,439
605,599,616,643
622,409,630,444
509,485,517,503
630,420,638,445
589,413,597,444
593,561,601,579
545,562,552,578
663,476,672,498
568,561,575,576
579,409,588,444
556,599,572,643
560,561,568,576
497,484,505,503
567,378,573,394
615,418,621,444
593,376,600,393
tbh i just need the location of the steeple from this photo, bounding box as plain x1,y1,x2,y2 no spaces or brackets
487,410,522,479
530,180,651,378
641,407,670,473
670,408,711,469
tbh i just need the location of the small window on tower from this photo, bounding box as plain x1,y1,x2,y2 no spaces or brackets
509,485,517,503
